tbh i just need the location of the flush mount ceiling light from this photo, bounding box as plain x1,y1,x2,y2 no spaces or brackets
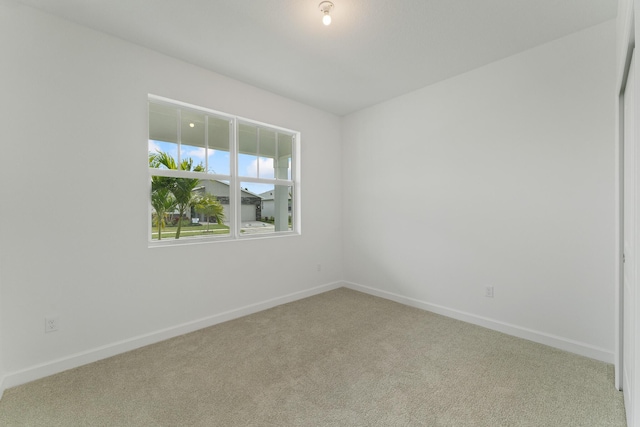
319,1,334,26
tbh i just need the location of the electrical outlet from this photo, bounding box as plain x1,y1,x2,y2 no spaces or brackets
485,286,494,298
45,316,59,333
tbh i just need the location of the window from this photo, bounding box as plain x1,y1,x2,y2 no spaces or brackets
148,95,299,245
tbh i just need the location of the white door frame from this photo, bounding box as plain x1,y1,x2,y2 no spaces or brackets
616,6,635,392
617,3,640,427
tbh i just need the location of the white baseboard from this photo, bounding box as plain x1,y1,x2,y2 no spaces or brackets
2,281,343,393
2,280,613,398
344,281,614,364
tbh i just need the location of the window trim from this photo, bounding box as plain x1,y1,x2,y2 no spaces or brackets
148,95,301,247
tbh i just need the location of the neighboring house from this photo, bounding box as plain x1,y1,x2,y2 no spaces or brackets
193,180,262,223
259,189,292,220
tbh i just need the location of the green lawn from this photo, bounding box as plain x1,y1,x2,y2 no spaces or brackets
151,223,230,239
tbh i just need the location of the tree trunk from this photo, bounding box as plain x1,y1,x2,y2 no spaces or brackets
175,209,184,239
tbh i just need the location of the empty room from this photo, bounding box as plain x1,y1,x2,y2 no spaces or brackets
0,0,638,425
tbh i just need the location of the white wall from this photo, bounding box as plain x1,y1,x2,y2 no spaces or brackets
617,0,634,82
342,21,617,362
0,271,4,399
0,1,343,388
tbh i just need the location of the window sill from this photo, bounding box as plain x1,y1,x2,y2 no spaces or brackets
148,231,300,248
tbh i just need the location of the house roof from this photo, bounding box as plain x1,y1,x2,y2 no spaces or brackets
195,180,262,199
259,190,292,201
259,191,274,201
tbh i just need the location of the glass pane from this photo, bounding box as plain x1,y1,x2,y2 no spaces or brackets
149,102,179,168
238,123,258,177
150,176,230,240
180,109,206,172
240,182,293,234
208,116,231,175
237,124,291,179
257,157,274,179
191,179,231,237
277,134,293,180
258,128,276,179
238,153,257,178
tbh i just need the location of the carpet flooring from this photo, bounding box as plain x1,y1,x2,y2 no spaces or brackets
0,288,627,426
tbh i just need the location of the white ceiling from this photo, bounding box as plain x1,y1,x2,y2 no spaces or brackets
14,0,617,116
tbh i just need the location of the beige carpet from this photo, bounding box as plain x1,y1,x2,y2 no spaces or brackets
0,288,627,426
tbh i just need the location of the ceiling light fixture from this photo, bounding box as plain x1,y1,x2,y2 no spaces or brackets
319,1,334,26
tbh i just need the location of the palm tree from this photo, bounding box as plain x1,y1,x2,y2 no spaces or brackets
149,153,177,240
149,151,204,239
149,150,177,170
150,184,176,240
194,192,225,233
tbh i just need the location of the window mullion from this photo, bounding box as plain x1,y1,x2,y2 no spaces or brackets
231,118,239,238
177,108,182,166
205,115,209,173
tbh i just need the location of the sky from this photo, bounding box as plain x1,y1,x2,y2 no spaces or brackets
149,139,284,195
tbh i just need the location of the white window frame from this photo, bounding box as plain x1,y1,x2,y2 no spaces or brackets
148,95,301,246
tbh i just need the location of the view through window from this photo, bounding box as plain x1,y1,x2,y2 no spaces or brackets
148,96,299,244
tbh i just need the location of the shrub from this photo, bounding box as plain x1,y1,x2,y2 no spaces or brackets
171,217,191,227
